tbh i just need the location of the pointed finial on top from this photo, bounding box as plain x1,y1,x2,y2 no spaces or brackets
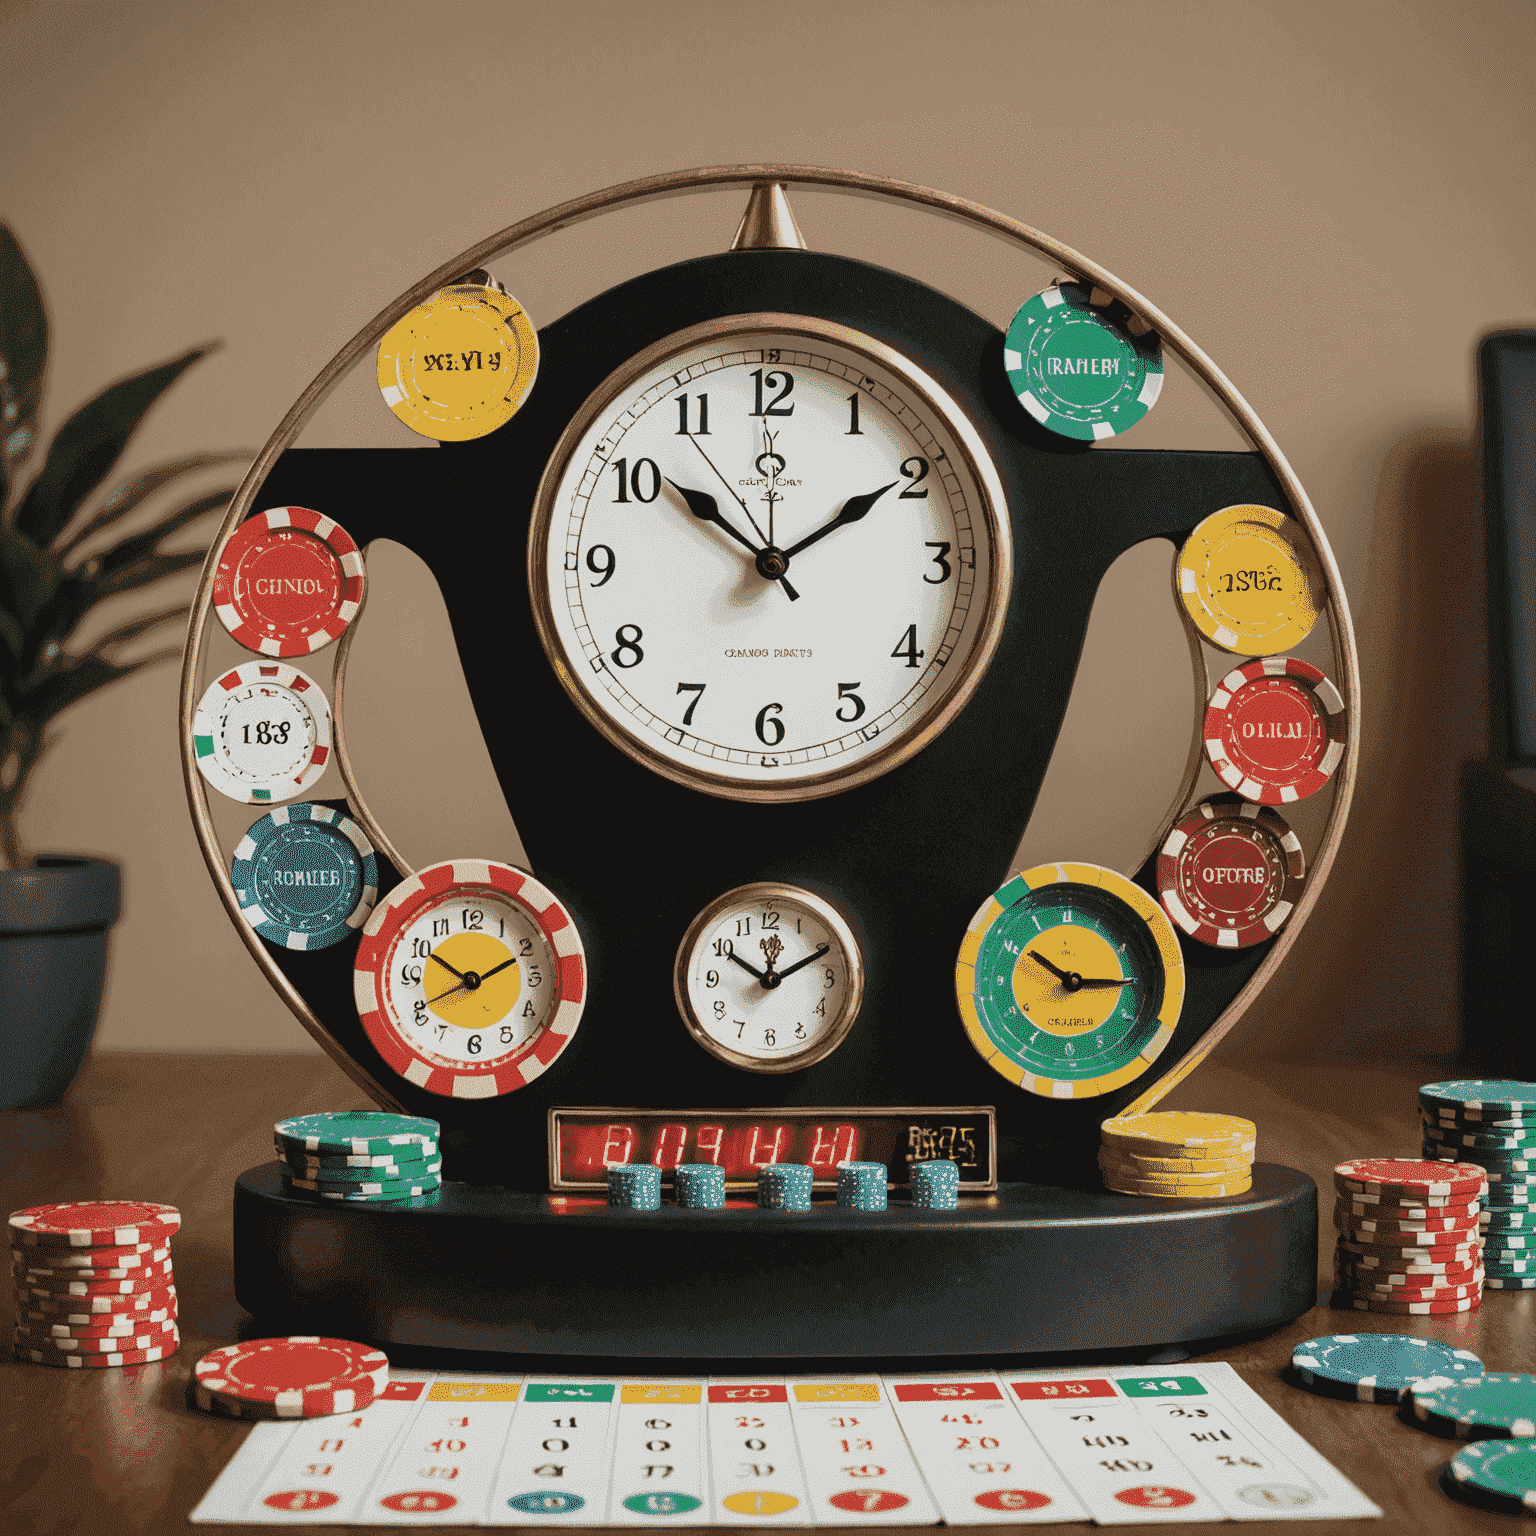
730,183,808,252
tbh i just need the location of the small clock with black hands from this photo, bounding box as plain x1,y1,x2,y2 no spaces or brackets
674,882,865,1073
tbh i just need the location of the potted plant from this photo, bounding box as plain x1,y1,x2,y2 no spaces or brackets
0,223,241,1107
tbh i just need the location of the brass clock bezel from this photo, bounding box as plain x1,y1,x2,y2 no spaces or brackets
526,311,1015,803
673,881,865,1074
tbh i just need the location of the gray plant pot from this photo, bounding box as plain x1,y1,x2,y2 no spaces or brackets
0,857,120,1109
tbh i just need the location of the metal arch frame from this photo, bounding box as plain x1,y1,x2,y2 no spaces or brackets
178,163,1360,1109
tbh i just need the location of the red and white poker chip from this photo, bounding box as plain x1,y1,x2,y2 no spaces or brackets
22,1285,177,1318
353,859,587,1099
1203,656,1346,805
15,1255,175,1287
9,1200,181,1249
8,1241,169,1268
1157,794,1305,948
16,1319,179,1354
1335,1210,1481,1236
18,1267,175,1299
22,1305,177,1336
194,1336,389,1418
16,1336,178,1369
213,507,366,657
1334,1158,1487,1199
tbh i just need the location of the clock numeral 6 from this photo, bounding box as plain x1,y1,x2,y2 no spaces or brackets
755,702,785,746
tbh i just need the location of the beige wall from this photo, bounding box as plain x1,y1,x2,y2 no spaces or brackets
3,0,1533,1062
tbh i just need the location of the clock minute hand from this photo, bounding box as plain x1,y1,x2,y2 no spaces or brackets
725,949,768,982
1076,974,1137,989
782,481,898,561
771,942,831,982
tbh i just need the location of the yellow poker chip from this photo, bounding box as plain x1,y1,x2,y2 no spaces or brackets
1097,1153,1250,1186
1175,505,1323,655
1100,1110,1256,1154
1104,1148,1253,1174
1105,1176,1253,1200
376,282,538,442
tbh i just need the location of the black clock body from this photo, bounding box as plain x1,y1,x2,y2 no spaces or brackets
258,249,1286,1185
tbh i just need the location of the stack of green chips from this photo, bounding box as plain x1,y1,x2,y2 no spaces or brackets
836,1162,888,1212
606,1163,661,1210
757,1165,814,1211
274,1112,442,1203
1420,1081,1536,1289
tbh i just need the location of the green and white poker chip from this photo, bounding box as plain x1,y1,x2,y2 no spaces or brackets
1003,281,1163,441
1420,1079,1536,1115
1448,1439,1536,1513
1291,1333,1484,1404
274,1111,440,1157
1415,1374,1536,1440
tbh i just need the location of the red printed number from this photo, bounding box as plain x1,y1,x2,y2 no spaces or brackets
830,1490,909,1513
1114,1485,1197,1509
380,1490,459,1512
975,1490,1052,1512
263,1490,339,1512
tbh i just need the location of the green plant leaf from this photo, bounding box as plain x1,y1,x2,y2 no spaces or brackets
92,548,208,601
85,486,230,588
11,343,216,547
0,224,49,514
60,451,248,556
0,521,57,632
88,603,189,655
13,647,177,726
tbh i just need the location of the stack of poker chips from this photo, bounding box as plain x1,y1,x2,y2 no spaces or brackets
606,1163,661,1210
757,1164,814,1211
193,1335,390,1420
1420,1079,1536,1290
674,1164,726,1209
1098,1111,1256,1198
10,1200,181,1369
836,1161,889,1212
275,1112,442,1203
910,1160,960,1210
1332,1158,1485,1315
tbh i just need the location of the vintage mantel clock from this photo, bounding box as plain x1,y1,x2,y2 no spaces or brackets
180,167,1358,1359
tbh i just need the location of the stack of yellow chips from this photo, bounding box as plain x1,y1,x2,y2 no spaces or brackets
1099,1111,1257,1198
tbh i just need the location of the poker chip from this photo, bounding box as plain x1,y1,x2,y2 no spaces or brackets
22,1306,176,1336
232,803,378,951
9,1201,181,1248
674,1164,726,1210
1483,1209,1533,1228
1337,1210,1480,1235
191,662,332,805
213,507,365,657
1204,656,1346,806
1447,1440,1536,1514
1291,1333,1484,1404
1157,795,1304,949
757,1165,814,1212
1337,1237,1479,1262
1414,1374,1536,1440
16,1243,170,1269
910,1161,960,1210
1098,1154,1244,1186
376,282,539,442
606,1164,661,1211
1429,1128,1535,1150
1485,1275,1536,1288
275,1139,440,1169
17,1265,176,1297
16,1320,178,1353
1420,1080,1536,1115
1334,1159,1487,1199
277,1157,441,1185
15,1337,177,1369
194,1337,389,1419
14,1251,174,1282
1334,1218,1480,1247
1332,1293,1478,1316
1106,1148,1253,1174
274,1112,440,1157
285,1175,442,1199
1342,1193,1481,1219
1341,1256,1480,1279
1104,1176,1253,1199
1174,504,1323,656
21,1286,177,1317
1100,1111,1255,1154
1347,1277,1483,1300
1002,280,1162,441
837,1162,889,1212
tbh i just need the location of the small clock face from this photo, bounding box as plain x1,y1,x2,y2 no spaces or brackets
529,314,1012,801
956,862,1185,1098
353,860,586,1098
674,883,863,1072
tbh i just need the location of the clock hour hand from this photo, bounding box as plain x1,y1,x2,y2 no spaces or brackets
725,949,768,981
1026,949,1075,984
428,951,468,981
666,476,801,602
771,942,831,982
782,481,898,561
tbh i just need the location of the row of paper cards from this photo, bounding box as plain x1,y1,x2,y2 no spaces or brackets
191,1363,1380,1525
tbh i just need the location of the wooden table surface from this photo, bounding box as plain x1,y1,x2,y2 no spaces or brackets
1,1050,1530,1535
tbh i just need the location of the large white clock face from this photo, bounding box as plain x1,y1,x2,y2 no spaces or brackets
529,315,1012,800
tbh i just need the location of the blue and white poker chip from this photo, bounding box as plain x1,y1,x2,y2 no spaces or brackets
232,802,378,950
1291,1333,1484,1404
1003,281,1163,442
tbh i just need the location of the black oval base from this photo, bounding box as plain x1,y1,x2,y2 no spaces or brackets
233,1163,1317,1360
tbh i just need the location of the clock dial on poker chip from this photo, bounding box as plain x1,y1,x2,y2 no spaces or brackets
212,506,365,656
528,314,1012,802
1175,504,1323,655
955,861,1184,1099
191,662,332,804
1157,794,1304,949
1002,280,1163,441
353,860,587,1098
376,282,538,442
1204,656,1347,805
231,803,378,951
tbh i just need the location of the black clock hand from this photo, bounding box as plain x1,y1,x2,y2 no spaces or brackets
428,952,468,981
771,942,831,982
1026,949,1075,984
477,956,519,982
782,481,898,561
686,436,771,545
664,478,801,603
425,980,468,1006
725,949,768,981
1027,948,1134,993
1076,975,1137,990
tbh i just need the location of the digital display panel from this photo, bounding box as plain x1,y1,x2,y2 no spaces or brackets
549,1107,996,1192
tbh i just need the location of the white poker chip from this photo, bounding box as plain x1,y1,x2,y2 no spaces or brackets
191,661,332,805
